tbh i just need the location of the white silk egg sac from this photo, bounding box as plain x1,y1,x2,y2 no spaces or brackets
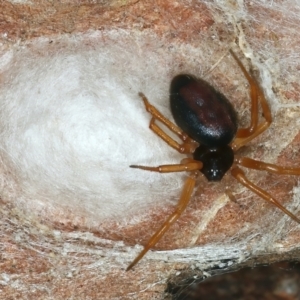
0,31,205,230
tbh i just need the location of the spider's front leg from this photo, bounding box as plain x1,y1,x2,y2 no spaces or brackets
130,158,203,173
126,171,198,271
237,157,300,176
138,92,198,154
231,166,300,224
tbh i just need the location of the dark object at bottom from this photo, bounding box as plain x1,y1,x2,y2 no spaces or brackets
167,262,300,300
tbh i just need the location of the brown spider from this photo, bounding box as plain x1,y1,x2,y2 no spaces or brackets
127,50,300,271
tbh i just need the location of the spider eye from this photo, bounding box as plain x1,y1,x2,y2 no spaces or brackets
204,167,226,181
193,145,234,182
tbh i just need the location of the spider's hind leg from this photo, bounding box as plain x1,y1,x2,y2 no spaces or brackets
138,92,198,154
230,50,272,151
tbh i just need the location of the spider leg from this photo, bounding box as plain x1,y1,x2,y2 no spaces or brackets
230,50,259,138
236,157,300,175
231,166,300,224
230,50,272,151
126,172,197,271
130,158,203,173
139,92,199,154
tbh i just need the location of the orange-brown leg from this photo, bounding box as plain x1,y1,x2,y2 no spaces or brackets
236,157,300,175
230,50,259,138
231,166,300,224
139,92,199,154
126,172,198,271
130,158,203,173
230,51,272,151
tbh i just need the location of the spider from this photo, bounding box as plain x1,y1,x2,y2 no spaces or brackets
126,50,300,271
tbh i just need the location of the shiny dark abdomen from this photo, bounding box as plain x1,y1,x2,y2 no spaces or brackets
170,74,238,147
